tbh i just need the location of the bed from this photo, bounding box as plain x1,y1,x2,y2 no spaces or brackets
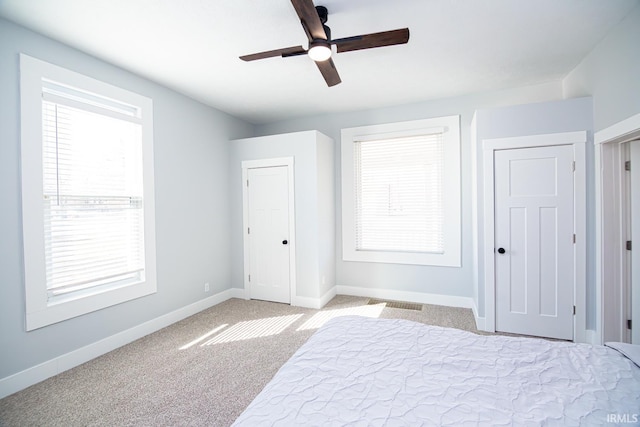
232,316,640,426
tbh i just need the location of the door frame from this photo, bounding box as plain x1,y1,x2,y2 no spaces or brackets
594,113,640,345
241,157,296,304
482,131,587,341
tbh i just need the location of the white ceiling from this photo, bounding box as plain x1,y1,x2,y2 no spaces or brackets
1,0,638,124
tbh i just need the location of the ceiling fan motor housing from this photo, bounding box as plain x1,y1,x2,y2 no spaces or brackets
315,6,330,40
315,5,328,24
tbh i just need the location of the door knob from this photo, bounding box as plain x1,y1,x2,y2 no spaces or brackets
282,240,288,245
497,248,506,254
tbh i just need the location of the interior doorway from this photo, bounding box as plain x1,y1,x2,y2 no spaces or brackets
594,113,640,345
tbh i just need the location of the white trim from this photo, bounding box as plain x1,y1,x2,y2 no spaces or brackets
594,112,640,145
293,287,336,310
341,116,461,267
483,131,586,151
630,142,640,344
19,54,157,330
0,288,242,399
573,141,587,343
481,131,588,341
593,114,640,345
585,329,600,346
481,141,497,333
470,113,481,333
594,144,603,344
241,157,297,305
319,286,338,308
232,287,248,300
471,299,485,330
337,285,474,309
296,285,475,317
292,296,321,309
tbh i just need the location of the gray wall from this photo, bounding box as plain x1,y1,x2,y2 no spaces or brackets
563,3,640,132
255,83,564,300
316,133,336,297
0,18,253,379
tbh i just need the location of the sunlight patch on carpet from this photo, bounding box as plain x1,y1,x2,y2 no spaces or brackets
201,314,303,345
179,324,228,350
296,303,386,331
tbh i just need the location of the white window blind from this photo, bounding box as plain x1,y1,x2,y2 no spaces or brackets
41,85,145,303
354,133,444,254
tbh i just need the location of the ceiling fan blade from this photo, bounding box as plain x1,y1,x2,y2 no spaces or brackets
290,0,327,41
334,28,410,53
239,46,306,61
315,57,341,87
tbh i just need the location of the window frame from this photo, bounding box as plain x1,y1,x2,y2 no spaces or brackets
20,54,157,331
341,116,461,267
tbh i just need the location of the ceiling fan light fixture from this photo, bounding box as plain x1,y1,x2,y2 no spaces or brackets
308,40,331,62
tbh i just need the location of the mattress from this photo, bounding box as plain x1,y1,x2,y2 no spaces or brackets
232,316,640,426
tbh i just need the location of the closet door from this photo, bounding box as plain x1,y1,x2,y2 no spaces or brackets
246,165,292,304
494,145,574,340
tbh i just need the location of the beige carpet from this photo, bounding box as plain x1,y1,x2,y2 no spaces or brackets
0,295,478,426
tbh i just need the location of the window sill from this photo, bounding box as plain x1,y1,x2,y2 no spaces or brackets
343,248,461,267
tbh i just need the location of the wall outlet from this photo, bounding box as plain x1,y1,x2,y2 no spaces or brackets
204,282,210,292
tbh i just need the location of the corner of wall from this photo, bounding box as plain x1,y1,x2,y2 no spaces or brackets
471,299,486,331
561,3,640,131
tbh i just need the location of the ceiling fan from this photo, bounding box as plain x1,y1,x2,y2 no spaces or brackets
239,0,410,87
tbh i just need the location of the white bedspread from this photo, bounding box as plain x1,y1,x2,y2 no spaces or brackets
233,316,640,426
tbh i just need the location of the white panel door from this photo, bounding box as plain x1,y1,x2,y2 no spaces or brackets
495,145,574,340
247,166,290,304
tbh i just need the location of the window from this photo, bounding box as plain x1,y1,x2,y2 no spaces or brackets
341,116,461,266
20,54,157,330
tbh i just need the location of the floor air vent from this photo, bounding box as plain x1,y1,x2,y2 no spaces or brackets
367,299,423,311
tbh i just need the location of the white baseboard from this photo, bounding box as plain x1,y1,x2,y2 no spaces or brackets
293,286,336,310
0,288,241,400
319,286,337,308
337,285,474,309
230,287,247,300
1,285,480,399
292,295,319,309
585,328,602,345
470,299,486,331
